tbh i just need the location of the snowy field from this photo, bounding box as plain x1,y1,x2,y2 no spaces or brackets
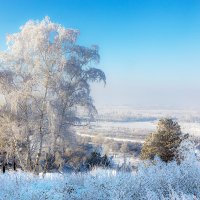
78,107,200,143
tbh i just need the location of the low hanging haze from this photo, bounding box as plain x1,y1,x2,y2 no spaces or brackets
0,0,200,109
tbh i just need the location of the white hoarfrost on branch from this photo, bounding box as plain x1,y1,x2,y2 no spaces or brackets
0,16,106,173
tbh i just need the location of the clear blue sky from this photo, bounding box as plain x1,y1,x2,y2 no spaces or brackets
0,0,200,108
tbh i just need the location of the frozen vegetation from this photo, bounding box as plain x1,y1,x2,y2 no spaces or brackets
0,17,199,200
0,142,200,200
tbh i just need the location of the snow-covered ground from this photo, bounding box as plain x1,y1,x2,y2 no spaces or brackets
180,122,200,137
1,108,200,199
77,132,144,143
77,108,200,144
1,149,200,200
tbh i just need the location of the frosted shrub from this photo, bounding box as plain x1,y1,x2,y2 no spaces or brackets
0,142,199,199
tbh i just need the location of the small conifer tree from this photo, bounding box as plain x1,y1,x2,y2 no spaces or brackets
141,118,188,162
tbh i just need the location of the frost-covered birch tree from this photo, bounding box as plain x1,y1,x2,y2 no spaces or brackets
0,17,105,172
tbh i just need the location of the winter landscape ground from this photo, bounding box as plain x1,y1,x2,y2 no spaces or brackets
1,154,200,200
1,107,200,199
0,0,200,199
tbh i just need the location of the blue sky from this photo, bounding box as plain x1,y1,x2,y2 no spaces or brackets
0,0,200,108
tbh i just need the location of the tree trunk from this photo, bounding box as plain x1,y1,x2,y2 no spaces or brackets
26,137,33,171
35,78,49,174
2,152,6,173
34,153,41,175
13,156,16,171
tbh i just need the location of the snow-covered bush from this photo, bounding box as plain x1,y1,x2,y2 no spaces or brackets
0,141,199,200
